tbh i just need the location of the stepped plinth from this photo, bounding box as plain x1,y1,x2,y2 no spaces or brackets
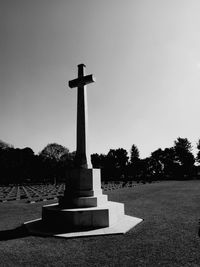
42,168,125,229
24,64,142,238
24,168,142,237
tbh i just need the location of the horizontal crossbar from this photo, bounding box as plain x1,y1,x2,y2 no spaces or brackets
69,74,95,88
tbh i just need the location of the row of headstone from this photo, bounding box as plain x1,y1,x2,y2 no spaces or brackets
102,181,137,191
0,181,150,203
101,180,156,191
0,184,65,203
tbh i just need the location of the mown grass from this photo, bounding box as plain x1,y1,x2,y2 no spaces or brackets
0,181,200,266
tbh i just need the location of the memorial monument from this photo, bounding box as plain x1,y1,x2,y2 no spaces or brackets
25,64,142,238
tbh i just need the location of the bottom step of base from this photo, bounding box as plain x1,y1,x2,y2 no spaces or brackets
24,215,143,239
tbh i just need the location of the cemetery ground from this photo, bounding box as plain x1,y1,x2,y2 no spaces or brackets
0,181,200,266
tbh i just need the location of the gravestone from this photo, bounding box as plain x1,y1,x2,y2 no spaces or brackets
24,64,142,238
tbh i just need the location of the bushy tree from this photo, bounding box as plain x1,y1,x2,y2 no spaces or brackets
130,144,140,165
91,148,129,181
91,153,106,168
174,138,193,161
149,148,165,179
161,148,177,179
39,143,69,162
38,143,72,183
0,140,13,150
138,157,155,183
127,144,140,180
107,148,128,169
173,137,195,178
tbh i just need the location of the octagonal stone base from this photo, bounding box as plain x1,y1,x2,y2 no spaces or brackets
42,201,125,228
24,215,142,238
24,168,143,238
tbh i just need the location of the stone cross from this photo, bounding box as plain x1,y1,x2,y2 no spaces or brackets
25,64,143,238
69,64,95,169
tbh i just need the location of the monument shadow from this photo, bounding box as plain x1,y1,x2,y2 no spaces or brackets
0,225,30,241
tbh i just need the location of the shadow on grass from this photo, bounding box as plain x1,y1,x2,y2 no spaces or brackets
0,220,106,240
0,225,30,241
24,219,106,237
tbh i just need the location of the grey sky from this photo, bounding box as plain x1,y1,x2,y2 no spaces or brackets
1,0,200,158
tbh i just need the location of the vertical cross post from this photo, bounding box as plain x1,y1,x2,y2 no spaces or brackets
69,64,95,169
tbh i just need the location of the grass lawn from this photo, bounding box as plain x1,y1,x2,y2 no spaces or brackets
0,180,200,266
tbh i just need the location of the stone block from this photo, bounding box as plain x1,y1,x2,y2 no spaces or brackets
42,200,125,229
59,194,108,208
64,168,102,197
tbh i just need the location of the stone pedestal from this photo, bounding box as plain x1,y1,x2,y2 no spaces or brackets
24,168,143,238
42,169,125,229
61,168,103,199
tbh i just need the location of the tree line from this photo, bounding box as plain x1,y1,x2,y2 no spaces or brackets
0,142,74,185
92,137,199,182
0,137,200,185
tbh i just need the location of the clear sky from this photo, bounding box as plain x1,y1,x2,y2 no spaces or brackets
1,0,200,158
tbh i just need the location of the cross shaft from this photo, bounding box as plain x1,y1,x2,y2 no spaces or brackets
68,64,95,168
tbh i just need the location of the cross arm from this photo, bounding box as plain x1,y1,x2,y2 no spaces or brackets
69,74,95,88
